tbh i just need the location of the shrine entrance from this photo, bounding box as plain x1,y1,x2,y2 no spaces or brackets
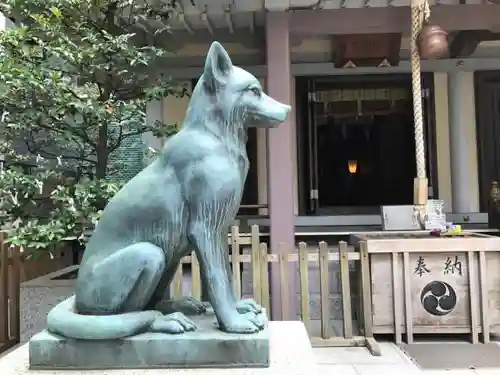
296,74,438,215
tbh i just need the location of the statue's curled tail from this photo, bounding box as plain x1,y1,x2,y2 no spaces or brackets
46,296,160,340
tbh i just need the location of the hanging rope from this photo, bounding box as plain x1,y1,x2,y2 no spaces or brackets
410,0,430,225
411,1,429,179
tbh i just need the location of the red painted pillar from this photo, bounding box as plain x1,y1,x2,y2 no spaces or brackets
265,11,297,320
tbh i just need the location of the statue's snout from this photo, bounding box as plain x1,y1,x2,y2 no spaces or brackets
261,93,291,125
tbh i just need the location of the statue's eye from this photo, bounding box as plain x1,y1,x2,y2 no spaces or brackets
250,87,261,97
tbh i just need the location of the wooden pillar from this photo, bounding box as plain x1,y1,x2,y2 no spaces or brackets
266,11,297,320
448,72,480,213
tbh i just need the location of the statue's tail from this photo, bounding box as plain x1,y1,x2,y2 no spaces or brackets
46,296,161,340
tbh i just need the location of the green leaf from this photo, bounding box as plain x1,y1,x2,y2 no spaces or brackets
49,7,62,18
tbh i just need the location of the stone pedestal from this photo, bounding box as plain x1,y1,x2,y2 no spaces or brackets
29,312,269,370
1,322,316,375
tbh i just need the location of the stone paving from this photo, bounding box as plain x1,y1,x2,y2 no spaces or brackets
4,325,500,375
313,342,497,375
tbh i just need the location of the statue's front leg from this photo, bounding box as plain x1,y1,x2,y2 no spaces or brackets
189,222,264,333
207,242,264,316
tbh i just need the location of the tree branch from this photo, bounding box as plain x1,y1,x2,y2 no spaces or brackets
24,136,96,166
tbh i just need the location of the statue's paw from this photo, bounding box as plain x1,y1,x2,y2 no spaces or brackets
155,296,207,316
236,298,263,315
218,312,264,334
174,296,207,315
150,312,197,334
242,311,268,327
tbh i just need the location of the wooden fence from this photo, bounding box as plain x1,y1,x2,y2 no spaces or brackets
0,232,72,354
0,232,20,354
172,225,380,355
0,225,380,356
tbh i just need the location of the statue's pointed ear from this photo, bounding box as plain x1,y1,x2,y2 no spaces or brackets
203,42,233,91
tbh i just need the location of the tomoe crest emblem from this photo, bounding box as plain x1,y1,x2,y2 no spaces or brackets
420,281,457,316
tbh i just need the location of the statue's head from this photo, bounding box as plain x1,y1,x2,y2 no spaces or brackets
200,41,291,128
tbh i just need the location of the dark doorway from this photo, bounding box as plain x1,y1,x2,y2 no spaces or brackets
475,71,500,212
316,111,416,209
296,74,438,215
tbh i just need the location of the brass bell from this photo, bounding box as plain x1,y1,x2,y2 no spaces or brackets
417,24,449,59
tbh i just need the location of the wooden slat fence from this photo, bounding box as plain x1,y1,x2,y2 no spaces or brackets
0,231,20,354
172,225,380,355
0,225,380,356
0,232,72,354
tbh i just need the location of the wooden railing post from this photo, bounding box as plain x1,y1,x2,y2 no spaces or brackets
359,241,380,355
278,243,289,321
231,226,241,299
339,241,353,339
0,233,8,348
172,260,183,298
298,242,309,330
191,253,201,301
250,226,261,305
9,245,21,343
319,241,330,339
259,243,270,314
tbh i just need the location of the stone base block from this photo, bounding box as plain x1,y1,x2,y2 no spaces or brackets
28,313,270,370
1,322,316,374
20,265,78,342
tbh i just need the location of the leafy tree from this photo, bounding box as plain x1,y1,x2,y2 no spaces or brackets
0,0,184,249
